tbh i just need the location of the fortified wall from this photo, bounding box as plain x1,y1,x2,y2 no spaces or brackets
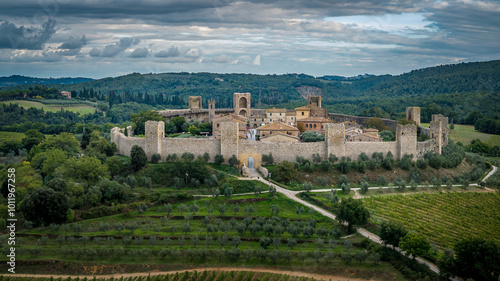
328,113,398,131
111,117,445,169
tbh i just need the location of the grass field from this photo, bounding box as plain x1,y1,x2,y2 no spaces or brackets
0,131,25,142
421,123,500,145
0,100,98,114
362,192,500,250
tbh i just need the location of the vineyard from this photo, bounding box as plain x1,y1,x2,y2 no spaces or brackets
363,192,500,250
0,270,326,281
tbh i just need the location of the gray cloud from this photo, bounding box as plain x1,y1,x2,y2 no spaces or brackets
129,47,149,58
89,37,140,57
59,35,87,49
211,54,234,63
155,46,182,58
0,19,56,50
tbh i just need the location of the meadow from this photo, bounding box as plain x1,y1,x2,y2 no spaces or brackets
421,123,500,146
0,100,98,114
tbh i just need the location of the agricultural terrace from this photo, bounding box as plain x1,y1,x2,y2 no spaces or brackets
362,192,500,250
0,271,333,281
6,193,407,280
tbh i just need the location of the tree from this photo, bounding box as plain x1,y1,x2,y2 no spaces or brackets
131,110,165,135
131,145,147,171
335,198,370,234
328,153,338,164
360,180,369,194
259,236,271,249
20,187,69,226
303,182,312,192
228,154,239,167
443,238,500,281
380,220,408,248
56,156,110,185
399,232,430,259
273,161,297,183
106,156,124,176
151,153,161,163
44,133,80,155
214,154,224,165
366,117,388,131
262,153,274,165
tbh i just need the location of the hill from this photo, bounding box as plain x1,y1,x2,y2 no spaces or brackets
0,75,92,87
2,60,500,123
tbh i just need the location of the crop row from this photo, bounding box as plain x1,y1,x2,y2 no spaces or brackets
363,192,500,249
0,270,327,281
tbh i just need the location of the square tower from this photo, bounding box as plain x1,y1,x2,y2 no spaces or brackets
406,107,421,126
308,96,322,108
188,96,202,111
233,92,251,118
208,98,216,123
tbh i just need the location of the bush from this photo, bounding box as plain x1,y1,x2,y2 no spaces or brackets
262,153,274,165
399,154,413,170
214,154,224,165
151,153,161,164
416,158,428,169
301,131,325,142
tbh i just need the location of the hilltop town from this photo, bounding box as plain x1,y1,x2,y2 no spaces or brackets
111,93,449,174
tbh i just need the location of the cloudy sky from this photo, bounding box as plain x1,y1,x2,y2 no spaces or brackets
0,0,499,78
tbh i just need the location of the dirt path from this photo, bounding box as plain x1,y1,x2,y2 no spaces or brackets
5,267,373,281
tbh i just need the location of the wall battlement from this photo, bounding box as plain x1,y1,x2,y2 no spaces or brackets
112,119,440,167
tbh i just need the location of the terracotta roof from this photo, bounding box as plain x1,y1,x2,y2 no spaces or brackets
285,111,296,116
295,106,311,111
356,133,381,139
266,108,287,113
260,132,300,141
296,117,333,123
214,114,246,124
257,121,299,131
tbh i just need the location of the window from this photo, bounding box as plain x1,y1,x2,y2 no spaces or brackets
270,113,272,116
280,113,282,116
254,119,256,121
314,124,317,128
262,119,264,121
302,112,304,116
217,124,220,128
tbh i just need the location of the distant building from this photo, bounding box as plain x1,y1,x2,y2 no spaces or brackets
260,132,300,143
257,121,300,138
60,91,71,98
296,117,334,134
212,114,247,139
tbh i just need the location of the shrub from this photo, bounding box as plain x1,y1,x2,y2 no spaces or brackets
151,153,161,164
130,145,147,171
416,158,428,169
214,154,224,165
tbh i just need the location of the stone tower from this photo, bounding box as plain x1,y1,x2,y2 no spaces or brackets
325,123,345,159
233,92,251,117
308,96,322,108
145,120,165,159
188,96,202,111
220,120,239,163
208,98,216,123
396,124,417,160
430,114,449,154
406,107,421,126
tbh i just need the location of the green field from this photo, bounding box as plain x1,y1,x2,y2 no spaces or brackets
421,123,500,145
5,193,407,279
0,100,98,114
363,192,500,250
0,131,25,142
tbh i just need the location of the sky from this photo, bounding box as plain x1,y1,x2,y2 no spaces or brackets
0,0,499,79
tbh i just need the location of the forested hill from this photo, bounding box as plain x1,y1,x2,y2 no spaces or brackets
0,75,93,87
2,60,499,123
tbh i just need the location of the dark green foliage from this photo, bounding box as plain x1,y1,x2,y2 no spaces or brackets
228,154,239,167
131,145,147,171
273,160,297,182
399,154,413,170
380,220,408,248
301,131,325,142
416,158,428,169
439,238,500,281
382,152,395,170
399,232,431,259
151,153,161,164
335,198,370,234
214,154,224,165
262,152,274,165
379,130,395,141
20,187,69,226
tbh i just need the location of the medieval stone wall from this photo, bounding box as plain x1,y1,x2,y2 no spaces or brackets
328,113,398,131
345,142,397,160
160,138,220,160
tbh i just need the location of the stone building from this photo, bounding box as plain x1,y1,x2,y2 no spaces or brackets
296,117,334,134
257,121,300,138
60,91,71,98
212,114,247,139
233,92,251,117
